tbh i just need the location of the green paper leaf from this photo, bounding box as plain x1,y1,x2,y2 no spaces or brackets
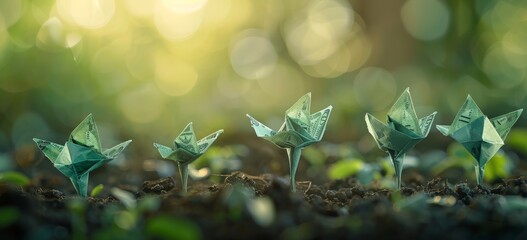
435,95,522,184
365,89,435,156
155,123,223,165
154,123,223,193
365,88,435,189
175,122,198,154
247,92,332,149
247,93,332,192
70,114,102,151
33,114,131,197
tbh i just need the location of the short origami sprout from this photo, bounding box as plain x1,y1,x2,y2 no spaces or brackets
33,114,132,197
153,123,223,193
365,88,436,189
436,96,522,185
247,93,332,192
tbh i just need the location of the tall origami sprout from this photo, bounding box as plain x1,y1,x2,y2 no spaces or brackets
33,114,132,197
153,123,223,193
365,88,436,189
247,93,332,192
436,95,523,185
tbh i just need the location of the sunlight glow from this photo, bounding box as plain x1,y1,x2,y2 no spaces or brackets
154,0,205,40
56,0,115,29
230,30,277,80
154,53,198,96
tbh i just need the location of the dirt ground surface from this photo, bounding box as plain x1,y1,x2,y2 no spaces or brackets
2,171,527,239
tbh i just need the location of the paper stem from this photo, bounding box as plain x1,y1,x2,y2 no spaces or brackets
71,174,89,197
178,163,189,194
286,147,302,192
475,164,485,185
389,151,404,190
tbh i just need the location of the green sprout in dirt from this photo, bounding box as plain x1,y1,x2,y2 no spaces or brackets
33,114,132,197
365,88,436,190
247,93,332,192
153,123,223,193
436,95,523,185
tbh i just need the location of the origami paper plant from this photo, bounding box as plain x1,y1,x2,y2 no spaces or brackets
33,114,132,197
436,95,523,185
153,123,223,193
365,88,436,189
247,93,332,192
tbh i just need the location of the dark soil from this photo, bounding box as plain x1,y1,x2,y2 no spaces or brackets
2,172,527,239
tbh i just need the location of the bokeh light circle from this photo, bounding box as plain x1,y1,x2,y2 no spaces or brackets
284,0,354,65
401,0,450,41
0,0,24,28
353,67,397,111
118,85,165,124
162,0,208,13
154,54,198,97
483,44,525,89
56,0,115,29
154,1,204,40
217,69,251,98
36,17,66,51
230,30,277,80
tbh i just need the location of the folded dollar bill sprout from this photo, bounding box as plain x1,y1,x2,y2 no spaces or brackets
365,88,436,189
153,123,223,193
247,93,332,192
33,114,132,197
436,95,522,185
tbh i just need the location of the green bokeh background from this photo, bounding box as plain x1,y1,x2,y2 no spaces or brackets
1,0,526,183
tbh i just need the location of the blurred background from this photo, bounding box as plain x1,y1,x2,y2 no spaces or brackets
1,0,527,189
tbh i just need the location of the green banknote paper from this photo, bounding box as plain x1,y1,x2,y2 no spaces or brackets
153,122,223,193
365,88,436,189
34,114,132,197
247,93,332,192
436,95,522,184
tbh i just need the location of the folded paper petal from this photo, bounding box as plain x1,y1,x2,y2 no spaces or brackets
490,109,523,140
70,114,102,151
365,113,425,159
34,114,131,197
436,96,521,170
155,123,223,165
387,88,421,136
247,93,331,149
175,122,198,154
448,95,485,135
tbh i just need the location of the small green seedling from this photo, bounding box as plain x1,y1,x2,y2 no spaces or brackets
365,88,436,189
0,171,31,187
33,114,132,197
436,95,522,185
247,93,332,192
90,184,104,198
153,123,223,193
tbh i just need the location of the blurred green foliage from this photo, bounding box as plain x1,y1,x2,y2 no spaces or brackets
0,207,20,228
146,216,202,240
328,159,365,180
432,143,512,183
507,129,527,156
192,145,245,182
0,0,526,181
0,171,30,187
90,184,104,198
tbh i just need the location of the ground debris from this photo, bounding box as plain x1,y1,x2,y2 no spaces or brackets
3,172,527,239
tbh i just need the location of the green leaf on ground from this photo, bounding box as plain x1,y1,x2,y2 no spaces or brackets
0,171,30,187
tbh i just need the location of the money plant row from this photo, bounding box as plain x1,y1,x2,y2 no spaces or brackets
33,88,523,197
